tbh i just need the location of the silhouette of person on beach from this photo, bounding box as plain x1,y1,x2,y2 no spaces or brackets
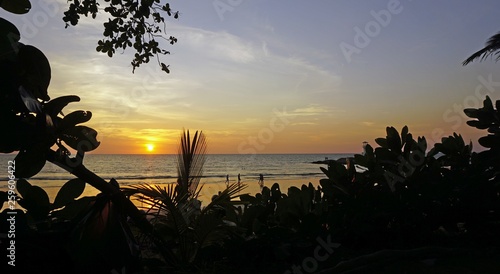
225,174,229,186
238,173,241,185
258,174,264,189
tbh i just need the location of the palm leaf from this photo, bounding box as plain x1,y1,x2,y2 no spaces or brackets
463,31,500,65
122,184,189,235
177,129,207,200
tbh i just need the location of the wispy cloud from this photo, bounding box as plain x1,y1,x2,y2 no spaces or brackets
291,104,340,117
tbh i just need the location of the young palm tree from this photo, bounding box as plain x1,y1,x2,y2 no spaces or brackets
122,129,248,270
176,129,207,202
463,31,500,65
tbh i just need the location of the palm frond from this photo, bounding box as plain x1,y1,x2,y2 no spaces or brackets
202,182,248,214
463,31,500,65
177,129,207,200
122,184,189,235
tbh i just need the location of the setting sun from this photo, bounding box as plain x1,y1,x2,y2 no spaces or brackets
145,144,155,152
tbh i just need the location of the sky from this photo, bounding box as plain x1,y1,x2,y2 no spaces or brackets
3,0,500,154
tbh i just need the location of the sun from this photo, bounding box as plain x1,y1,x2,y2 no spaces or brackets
145,144,155,152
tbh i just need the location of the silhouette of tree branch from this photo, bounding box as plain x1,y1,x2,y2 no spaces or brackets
63,0,178,73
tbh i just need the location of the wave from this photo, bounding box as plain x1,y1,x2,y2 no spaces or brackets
0,172,325,183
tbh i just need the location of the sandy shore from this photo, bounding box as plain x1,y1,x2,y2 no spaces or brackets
1,176,325,211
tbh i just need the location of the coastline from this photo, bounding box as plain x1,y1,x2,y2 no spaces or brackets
1,176,325,211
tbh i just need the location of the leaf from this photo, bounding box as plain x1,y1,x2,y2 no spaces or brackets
18,184,50,220
466,120,490,130
401,125,408,147
18,45,51,101
43,95,80,116
483,96,494,112
386,126,402,152
57,110,92,132
417,136,427,152
375,138,387,148
0,18,20,57
53,179,86,209
161,63,170,73
14,146,47,178
463,108,479,118
54,196,95,220
478,135,500,148
319,178,350,197
60,126,100,152
0,0,31,14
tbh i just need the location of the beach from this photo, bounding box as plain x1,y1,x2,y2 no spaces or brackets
1,176,324,212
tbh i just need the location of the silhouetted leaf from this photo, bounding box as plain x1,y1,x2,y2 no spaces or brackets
18,184,50,220
161,62,170,73
401,126,408,147
375,138,387,148
58,110,92,132
488,126,500,134
43,95,80,116
239,194,257,204
54,196,95,220
483,96,494,112
0,0,31,14
463,108,479,118
60,125,100,152
417,136,427,152
14,146,47,178
386,126,401,152
467,120,490,130
18,45,51,101
0,18,20,56
53,178,86,209
320,160,348,183
319,178,350,197
478,135,500,148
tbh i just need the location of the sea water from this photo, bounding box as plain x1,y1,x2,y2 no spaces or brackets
0,153,353,204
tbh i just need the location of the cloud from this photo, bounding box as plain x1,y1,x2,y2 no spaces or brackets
177,26,256,63
291,104,338,117
361,121,375,127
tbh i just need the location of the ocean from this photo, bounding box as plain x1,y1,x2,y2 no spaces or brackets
0,153,353,204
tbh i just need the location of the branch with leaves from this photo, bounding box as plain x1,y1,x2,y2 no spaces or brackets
63,0,179,73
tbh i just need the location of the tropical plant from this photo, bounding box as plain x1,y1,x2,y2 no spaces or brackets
176,129,207,202
122,130,248,272
463,31,500,65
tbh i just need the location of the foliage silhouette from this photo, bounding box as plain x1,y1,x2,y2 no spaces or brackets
62,0,179,73
2,1,500,272
176,129,207,202
0,8,175,272
463,31,500,65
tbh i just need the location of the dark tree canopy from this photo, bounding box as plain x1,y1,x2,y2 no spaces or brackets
1,0,178,73
63,0,178,73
